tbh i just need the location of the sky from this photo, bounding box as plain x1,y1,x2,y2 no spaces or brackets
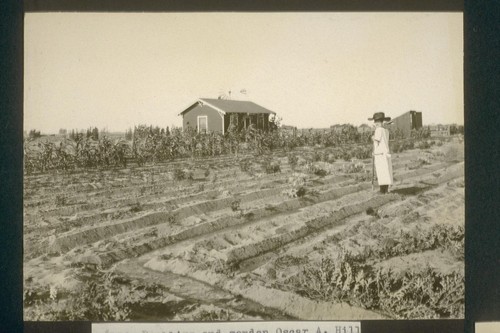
24,12,463,134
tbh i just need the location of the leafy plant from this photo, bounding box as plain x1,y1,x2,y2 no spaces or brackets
230,199,241,212
174,305,238,321
343,162,365,174
304,163,329,177
173,168,186,181
129,202,142,213
287,153,299,170
260,156,281,174
24,269,132,321
279,221,464,319
238,157,253,174
55,194,67,206
286,252,464,319
24,266,180,321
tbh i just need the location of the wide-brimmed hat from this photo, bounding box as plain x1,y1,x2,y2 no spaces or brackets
368,112,391,122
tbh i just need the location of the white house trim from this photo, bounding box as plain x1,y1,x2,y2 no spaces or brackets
198,99,225,134
198,99,227,115
197,115,208,133
220,112,225,135
178,100,202,116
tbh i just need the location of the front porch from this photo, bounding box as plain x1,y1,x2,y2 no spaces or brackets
224,113,271,132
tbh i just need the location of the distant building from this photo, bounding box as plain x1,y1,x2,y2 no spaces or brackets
179,98,276,134
429,125,451,137
391,110,423,137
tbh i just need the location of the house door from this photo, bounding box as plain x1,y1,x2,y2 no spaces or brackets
257,115,264,130
197,116,208,133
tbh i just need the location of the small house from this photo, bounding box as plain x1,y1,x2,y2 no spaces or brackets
391,110,423,137
429,125,451,137
179,98,276,134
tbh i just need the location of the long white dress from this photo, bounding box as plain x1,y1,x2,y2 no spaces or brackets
373,126,393,186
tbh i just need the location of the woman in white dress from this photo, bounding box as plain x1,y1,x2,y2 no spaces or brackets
369,112,393,194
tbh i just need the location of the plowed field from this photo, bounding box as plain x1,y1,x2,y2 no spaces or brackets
24,140,464,321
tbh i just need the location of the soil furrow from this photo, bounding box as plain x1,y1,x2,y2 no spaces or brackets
47,186,288,254
115,260,294,320
89,181,367,265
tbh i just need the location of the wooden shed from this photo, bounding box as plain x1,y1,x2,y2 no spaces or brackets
179,98,276,134
391,110,423,137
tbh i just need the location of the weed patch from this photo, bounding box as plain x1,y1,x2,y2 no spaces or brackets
24,267,171,321
283,252,464,319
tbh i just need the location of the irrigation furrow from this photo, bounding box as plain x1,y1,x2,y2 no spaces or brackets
223,194,399,263
47,185,294,254
241,176,464,281
90,181,370,266
115,260,293,320
26,172,347,234
51,160,460,260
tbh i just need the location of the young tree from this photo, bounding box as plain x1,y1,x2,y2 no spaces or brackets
125,128,133,140
28,129,41,139
91,127,99,140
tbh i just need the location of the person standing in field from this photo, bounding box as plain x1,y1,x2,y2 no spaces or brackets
369,112,394,194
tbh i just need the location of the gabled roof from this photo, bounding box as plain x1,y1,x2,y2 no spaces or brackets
179,98,276,116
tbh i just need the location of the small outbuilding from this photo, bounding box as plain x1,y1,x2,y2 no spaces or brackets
429,125,451,137
391,110,423,137
179,98,276,134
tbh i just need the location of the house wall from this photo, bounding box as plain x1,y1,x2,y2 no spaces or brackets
182,104,224,133
392,111,423,137
392,112,412,137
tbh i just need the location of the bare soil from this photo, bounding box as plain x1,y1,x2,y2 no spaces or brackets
23,140,464,320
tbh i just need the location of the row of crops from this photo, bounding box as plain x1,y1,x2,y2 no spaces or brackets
23,125,434,174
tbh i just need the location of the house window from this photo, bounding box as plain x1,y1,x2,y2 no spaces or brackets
197,116,208,133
